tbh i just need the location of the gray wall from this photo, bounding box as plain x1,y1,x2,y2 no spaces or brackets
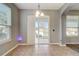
0,3,19,55
20,10,60,44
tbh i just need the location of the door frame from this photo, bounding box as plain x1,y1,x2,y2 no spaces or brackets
35,16,50,44
27,15,50,45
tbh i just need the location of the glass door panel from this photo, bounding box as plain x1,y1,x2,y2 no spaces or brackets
35,17,49,44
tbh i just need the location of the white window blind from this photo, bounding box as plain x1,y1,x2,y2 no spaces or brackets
66,16,79,37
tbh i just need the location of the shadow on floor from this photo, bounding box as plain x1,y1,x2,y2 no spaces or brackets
67,44,79,53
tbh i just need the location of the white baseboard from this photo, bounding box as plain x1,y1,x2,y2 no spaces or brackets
59,44,66,46
18,43,35,45
2,44,18,56
49,43,60,45
18,43,60,45
16,43,63,46
49,43,66,46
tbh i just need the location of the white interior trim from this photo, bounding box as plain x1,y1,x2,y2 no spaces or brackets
18,43,60,45
59,43,66,46
18,43,35,45
15,3,64,10
48,43,66,46
35,16,50,44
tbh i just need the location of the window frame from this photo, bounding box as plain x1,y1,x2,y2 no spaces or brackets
66,15,79,37
0,4,11,45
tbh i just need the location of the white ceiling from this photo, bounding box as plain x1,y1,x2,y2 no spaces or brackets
15,3,64,10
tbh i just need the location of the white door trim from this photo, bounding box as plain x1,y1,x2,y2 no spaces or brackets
27,15,50,45
36,16,50,44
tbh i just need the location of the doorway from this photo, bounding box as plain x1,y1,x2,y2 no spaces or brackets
27,16,50,45
35,16,49,44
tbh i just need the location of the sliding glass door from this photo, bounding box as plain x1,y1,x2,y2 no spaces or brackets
35,17,49,44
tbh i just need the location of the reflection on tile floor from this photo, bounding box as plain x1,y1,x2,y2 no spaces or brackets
6,44,79,56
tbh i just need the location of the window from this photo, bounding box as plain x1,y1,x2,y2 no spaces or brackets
0,4,11,44
66,16,79,37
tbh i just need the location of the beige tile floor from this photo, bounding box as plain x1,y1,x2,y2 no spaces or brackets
6,44,79,56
